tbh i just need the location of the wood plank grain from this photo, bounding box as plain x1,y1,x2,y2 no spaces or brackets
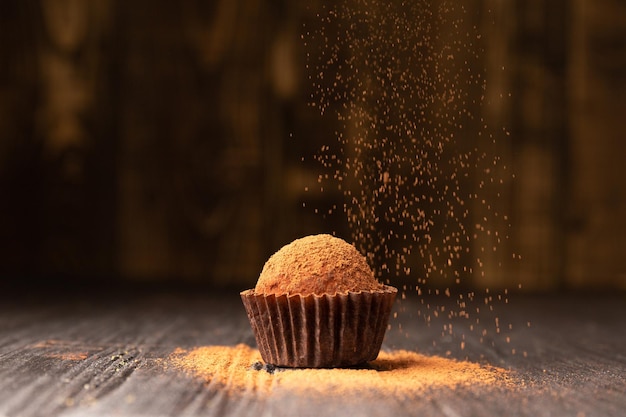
0,291,624,417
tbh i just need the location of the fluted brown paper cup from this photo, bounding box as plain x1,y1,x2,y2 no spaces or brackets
240,285,397,368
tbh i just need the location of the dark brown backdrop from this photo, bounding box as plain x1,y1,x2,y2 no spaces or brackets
1,0,625,291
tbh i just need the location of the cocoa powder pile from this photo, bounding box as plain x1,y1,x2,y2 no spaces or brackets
168,344,513,398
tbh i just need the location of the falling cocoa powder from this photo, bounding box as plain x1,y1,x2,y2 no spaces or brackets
303,0,520,355
167,344,513,398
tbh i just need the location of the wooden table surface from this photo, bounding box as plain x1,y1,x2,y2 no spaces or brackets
0,287,624,417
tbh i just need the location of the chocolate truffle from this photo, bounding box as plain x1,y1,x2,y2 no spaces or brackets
241,234,397,368
255,234,383,296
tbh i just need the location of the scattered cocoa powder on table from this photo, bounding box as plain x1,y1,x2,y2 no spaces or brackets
167,344,513,398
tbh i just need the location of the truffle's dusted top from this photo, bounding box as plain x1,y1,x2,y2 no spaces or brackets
255,234,383,296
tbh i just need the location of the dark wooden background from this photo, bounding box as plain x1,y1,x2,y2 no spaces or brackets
1,0,625,292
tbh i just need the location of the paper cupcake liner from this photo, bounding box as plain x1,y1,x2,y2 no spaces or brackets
240,285,397,368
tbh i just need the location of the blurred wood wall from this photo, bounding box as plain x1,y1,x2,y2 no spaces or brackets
476,0,626,291
0,0,624,291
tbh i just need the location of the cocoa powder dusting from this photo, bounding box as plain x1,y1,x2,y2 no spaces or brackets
168,344,513,398
255,234,383,296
